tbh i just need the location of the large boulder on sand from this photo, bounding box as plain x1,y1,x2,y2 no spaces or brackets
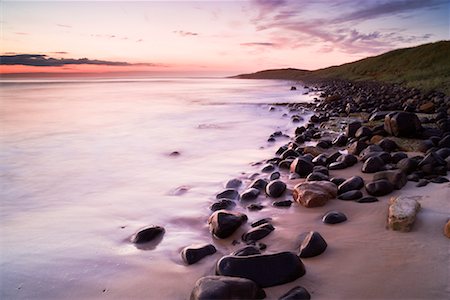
387,196,421,232
384,112,422,137
190,276,265,300
293,181,337,208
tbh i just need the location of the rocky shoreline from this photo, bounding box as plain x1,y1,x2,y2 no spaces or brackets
132,79,450,299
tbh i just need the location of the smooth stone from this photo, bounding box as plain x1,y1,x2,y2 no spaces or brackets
377,138,398,152
373,170,407,190
391,152,408,164
273,200,293,207
250,178,268,190
210,199,236,211
418,151,446,168
270,171,281,181
355,126,372,139
333,133,348,147
397,158,419,174
131,226,165,244
208,210,248,239
226,178,242,189
232,246,261,256
299,231,327,258
387,196,421,232
216,189,239,200
290,157,314,177
384,112,422,137
247,203,264,211
337,190,363,200
181,244,217,265
407,173,420,182
312,153,328,166
328,161,348,170
313,165,329,176
338,176,364,194
280,149,300,159
216,252,306,288
416,179,429,187
330,177,346,186
242,223,274,242
190,276,266,300
365,179,395,196
241,188,261,201
306,172,329,181
430,176,449,183
261,164,276,173
293,181,338,208
265,180,286,198
356,196,379,203
347,140,368,155
337,154,358,167
278,286,311,300
361,156,385,173
279,159,294,170
322,211,347,224
251,218,272,227
346,121,361,138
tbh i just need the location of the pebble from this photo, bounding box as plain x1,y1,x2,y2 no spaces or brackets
322,211,347,224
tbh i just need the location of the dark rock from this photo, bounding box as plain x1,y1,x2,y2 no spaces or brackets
210,199,236,211
377,138,398,152
251,218,272,227
216,189,239,200
337,190,363,200
273,200,293,207
391,152,408,164
397,158,418,174
226,178,242,189
384,112,422,137
131,226,165,244
250,179,268,190
241,188,261,201
270,171,281,181
430,176,449,183
276,145,288,156
181,244,217,265
322,211,347,224
369,111,390,121
313,165,329,176
232,246,261,256
216,252,306,288
348,140,368,155
306,172,329,181
261,164,276,173
333,133,348,147
316,140,332,149
328,161,348,170
190,276,265,300
355,126,372,139
407,173,421,182
278,286,311,300
312,154,328,166
418,151,446,168
281,149,300,159
338,176,364,194
362,156,385,173
359,144,383,158
208,210,247,239
436,148,450,159
346,121,362,138
326,151,342,164
438,135,450,148
247,203,264,211
356,196,378,203
416,179,429,187
279,159,294,170
365,179,394,196
290,157,314,177
330,177,346,186
339,154,358,167
242,223,274,242
373,170,407,190
265,180,287,198
299,231,327,258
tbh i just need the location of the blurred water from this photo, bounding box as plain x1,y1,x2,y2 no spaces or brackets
0,77,313,298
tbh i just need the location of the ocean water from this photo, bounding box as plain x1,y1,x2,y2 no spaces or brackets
0,77,313,298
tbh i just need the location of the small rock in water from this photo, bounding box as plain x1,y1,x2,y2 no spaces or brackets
261,164,276,173
269,171,281,181
279,286,311,300
242,223,275,242
265,180,286,198
210,199,236,211
356,196,379,203
250,178,268,190
273,200,293,207
216,189,240,200
240,188,261,201
226,178,243,189
190,276,266,300
131,226,165,244
181,244,217,265
232,246,261,256
215,252,306,288
169,151,180,157
387,196,421,232
290,157,314,177
338,176,364,194
322,211,347,224
337,190,363,200
298,231,327,258
208,210,247,239
247,203,264,211
251,218,272,227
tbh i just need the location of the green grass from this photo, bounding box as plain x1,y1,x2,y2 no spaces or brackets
235,41,450,95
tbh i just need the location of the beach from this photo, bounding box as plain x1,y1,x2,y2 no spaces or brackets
1,77,449,299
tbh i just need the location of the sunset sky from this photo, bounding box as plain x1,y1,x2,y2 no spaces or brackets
1,0,448,76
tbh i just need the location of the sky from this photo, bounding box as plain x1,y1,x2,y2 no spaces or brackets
0,0,449,76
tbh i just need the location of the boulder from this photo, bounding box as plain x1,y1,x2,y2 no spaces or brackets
242,223,274,242
361,156,385,173
279,286,311,300
355,126,372,139
181,244,217,265
190,276,265,300
265,180,287,198
306,172,329,181
365,179,394,196
337,190,363,200
208,210,248,239
322,211,347,224
333,133,348,147
293,181,338,208
373,170,407,190
216,252,306,288
347,140,368,155
270,171,281,181
290,157,314,177
210,199,236,211
298,231,328,258
226,178,242,189
338,176,364,194
216,189,239,200
346,121,362,138
241,188,261,201
250,179,268,191
397,158,418,174
384,112,422,137
377,138,398,152
387,196,421,232
131,226,165,244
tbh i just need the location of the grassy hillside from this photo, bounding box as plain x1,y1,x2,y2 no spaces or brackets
235,41,450,95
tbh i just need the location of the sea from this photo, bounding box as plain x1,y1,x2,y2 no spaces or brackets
0,77,315,299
